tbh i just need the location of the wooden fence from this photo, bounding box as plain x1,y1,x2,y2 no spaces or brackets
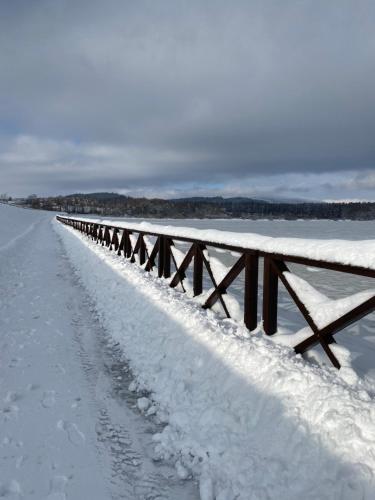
56,216,375,369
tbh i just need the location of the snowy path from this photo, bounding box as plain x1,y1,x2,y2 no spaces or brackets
0,207,197,499
2,205,375,500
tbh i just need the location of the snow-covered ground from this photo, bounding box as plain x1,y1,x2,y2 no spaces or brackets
54,213,375,499
2,204,375,500
0,204,197,499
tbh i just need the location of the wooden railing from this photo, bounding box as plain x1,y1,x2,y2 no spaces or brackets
56,216,375,369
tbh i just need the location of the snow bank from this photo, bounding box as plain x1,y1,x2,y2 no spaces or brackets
55,219,375,500
60,216,375,271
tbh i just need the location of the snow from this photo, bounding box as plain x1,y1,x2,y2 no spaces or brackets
2,202,375,500
0,205,197,499
137,397,151,412
64,216,375,271
175,460,190,480
0,206,109,499
56,215,375,500
283,271,375,329
0,206,45,253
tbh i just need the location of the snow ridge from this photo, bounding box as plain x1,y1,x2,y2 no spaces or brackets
55,219,375,500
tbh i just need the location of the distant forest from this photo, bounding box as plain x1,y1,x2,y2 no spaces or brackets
23,192,375,220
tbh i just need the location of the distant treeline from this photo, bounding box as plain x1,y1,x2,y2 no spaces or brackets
22,192,375,220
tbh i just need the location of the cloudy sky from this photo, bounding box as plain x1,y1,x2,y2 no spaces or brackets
1,0,374,200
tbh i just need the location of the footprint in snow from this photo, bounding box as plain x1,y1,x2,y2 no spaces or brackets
56,364,66,375
1,404,19,422
9,358,21,368
4,391,22,404
46,475,68,500
71,397,81,409
26,383,40,392
57,420,85,446
41,391,56,408
1,437,23,449
0,479,22,498
15,454,27,469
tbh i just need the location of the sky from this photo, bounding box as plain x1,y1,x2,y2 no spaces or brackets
0,0,374,201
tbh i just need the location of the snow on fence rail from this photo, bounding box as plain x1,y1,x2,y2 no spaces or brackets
56,215,375,369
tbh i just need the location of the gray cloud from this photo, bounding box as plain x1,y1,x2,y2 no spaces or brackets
340,171,375,190
0,0,374,197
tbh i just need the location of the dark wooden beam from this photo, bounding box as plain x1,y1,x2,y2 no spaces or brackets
203,254,245,309
244,252,259,331
263,256,278,335
145,237,160,272
170,244,195,289
158,236,165,278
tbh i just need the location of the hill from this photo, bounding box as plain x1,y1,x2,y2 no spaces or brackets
20,193,375,219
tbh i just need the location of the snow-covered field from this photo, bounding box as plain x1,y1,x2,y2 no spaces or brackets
2,204,375,499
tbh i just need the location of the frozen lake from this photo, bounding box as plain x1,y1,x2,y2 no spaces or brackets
112,217,375,240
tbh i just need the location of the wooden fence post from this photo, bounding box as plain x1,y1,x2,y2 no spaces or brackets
263,256,278,335
158,236,165,277
139,234,146,265
124,230,132,258
193,244,203,296
164,238,171,278
244,252,258,331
